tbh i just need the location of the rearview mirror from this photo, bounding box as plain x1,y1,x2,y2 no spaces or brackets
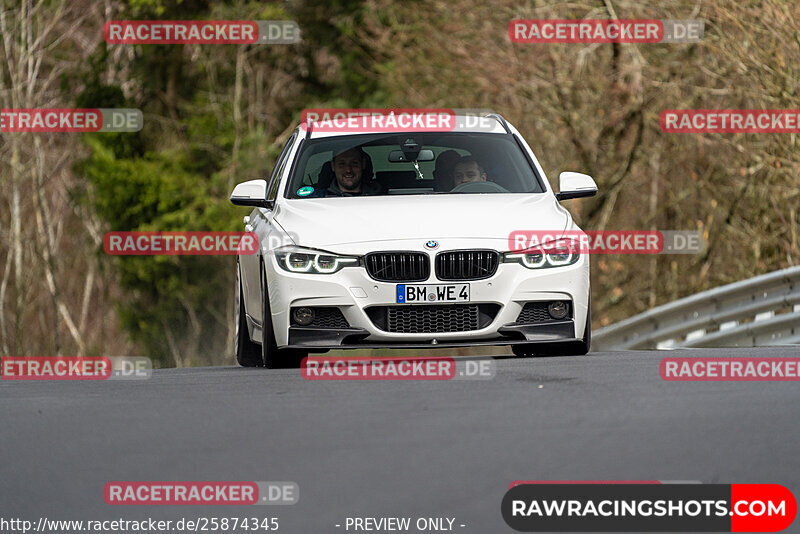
230,179,273,208
556,172,598,201
388,149,435,162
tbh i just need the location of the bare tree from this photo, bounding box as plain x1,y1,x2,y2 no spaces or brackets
0,0,128,356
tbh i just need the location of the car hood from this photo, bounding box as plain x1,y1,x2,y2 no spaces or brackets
275,194,569,250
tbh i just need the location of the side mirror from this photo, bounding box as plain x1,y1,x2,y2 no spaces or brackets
556,172,598,201
230,179,273,209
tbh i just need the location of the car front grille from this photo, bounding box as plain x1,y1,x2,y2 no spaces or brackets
365,252,429,282
435,250,499,281
366,304,500,334
515,302,571,324
389,305,478,333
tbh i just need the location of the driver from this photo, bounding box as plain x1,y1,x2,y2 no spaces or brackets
452,156,487,188
326,147,382,197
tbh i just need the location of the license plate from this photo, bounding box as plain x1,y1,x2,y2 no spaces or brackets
396,284,470,303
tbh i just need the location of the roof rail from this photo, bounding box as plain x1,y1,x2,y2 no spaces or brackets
485,113,511,134
304,118,314,140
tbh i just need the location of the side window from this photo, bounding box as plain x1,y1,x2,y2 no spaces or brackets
267,133,297,201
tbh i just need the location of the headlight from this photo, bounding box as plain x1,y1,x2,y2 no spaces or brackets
503,239,581,269
274,246,359,274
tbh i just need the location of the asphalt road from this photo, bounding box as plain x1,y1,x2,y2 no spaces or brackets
2,346,799,533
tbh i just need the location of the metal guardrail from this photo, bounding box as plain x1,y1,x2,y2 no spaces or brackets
593,266,800,350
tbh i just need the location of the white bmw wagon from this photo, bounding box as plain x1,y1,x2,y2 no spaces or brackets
230,113,598,367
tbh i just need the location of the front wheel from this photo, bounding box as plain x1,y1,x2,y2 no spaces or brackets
260,262,306,369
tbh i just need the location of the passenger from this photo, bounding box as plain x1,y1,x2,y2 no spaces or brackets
433,150,461,192
326,147,381,197
452,156,487,187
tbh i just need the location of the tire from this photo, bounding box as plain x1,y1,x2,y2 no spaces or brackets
260,262,306,369
512,299,591,357
235,261,264,367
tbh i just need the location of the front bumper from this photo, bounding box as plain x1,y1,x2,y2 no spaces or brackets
286,320,578,349
261,250,590,348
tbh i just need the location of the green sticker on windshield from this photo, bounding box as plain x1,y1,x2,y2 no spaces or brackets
297,186,314,197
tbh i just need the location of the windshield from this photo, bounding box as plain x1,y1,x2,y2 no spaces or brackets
286,132,545,199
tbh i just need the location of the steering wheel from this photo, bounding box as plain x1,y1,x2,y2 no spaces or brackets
449,180,510,193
